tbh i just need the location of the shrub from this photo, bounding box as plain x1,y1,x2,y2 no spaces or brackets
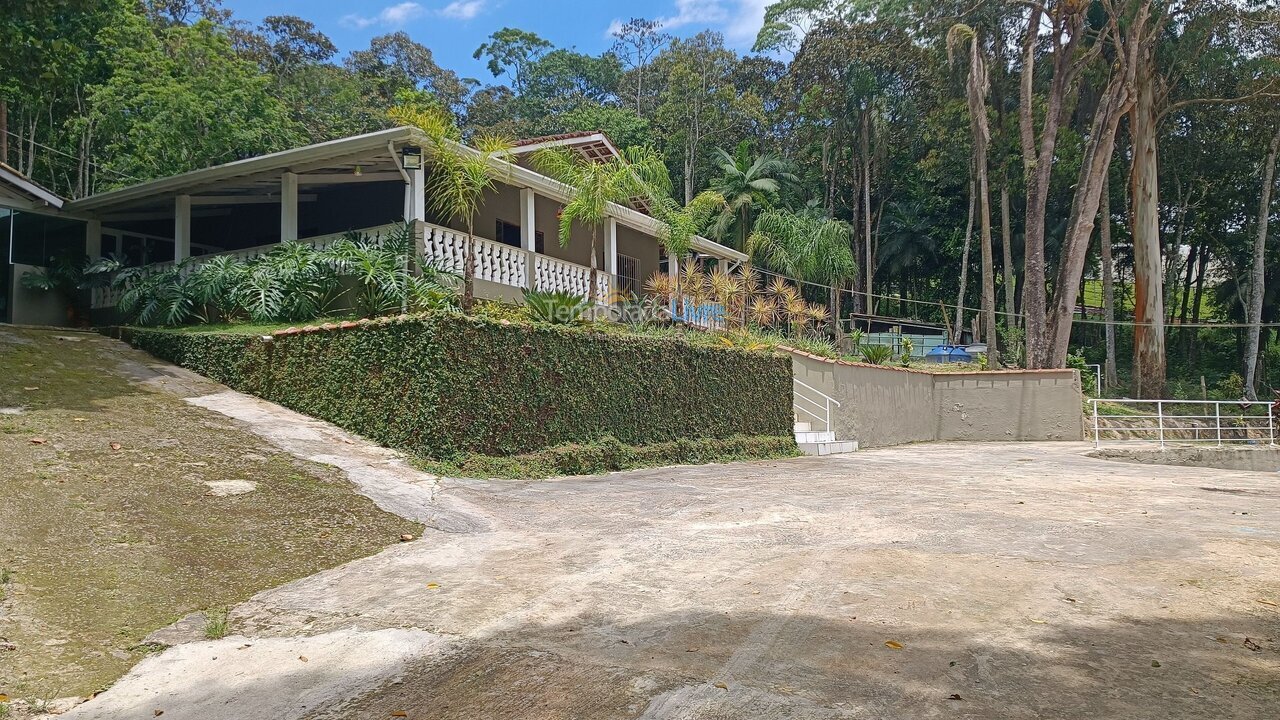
427,434,798,479
522,289,590,324
120,312,794,460
111,223,458,327
859,344,894,365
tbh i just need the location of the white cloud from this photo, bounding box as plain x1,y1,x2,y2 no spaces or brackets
340,2,425,29
604,0,770,47
659,0,730,30
439,0,487,20
724,0,770,45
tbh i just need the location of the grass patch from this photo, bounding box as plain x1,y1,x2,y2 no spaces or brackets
203,608,229,640
0,327,421,699
416,434,799,479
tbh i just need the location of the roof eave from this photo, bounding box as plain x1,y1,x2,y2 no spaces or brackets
66,127,417,213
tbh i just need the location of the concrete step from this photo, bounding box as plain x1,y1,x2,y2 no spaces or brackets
795,430,835,444
798,440,858,456
794,421,812,433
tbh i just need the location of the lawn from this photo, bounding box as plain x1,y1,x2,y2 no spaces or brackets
0,327,420,706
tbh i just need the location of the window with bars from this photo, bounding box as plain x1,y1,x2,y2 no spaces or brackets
617,253,639,296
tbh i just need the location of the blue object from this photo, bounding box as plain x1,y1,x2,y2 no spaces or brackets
924,344,973,363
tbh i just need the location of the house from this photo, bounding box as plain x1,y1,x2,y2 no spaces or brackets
0,163,73,325
0,127,746,325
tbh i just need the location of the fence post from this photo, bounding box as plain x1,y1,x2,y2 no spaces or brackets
1092,400,1100,449
1270,405,1275,446
1216,403,1222,447
1157,400,1165,449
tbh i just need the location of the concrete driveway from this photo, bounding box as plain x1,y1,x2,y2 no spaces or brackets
60,345,1280,719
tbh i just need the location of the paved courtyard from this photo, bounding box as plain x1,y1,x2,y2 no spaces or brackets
52,337,1280,719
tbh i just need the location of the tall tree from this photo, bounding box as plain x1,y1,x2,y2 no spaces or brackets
1017,0,1095,368
1244,126,1280,399
709,140,796,251
949,23,998,365
473,27,552,94
609,18,670,117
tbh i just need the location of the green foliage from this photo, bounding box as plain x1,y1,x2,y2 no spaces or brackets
899,337,914,367
204,608,229,640
89,18,305,185
1066,349,1097,398
112,224,457,326
121,313,794,461
1218,372,1245,400
859,344,894,365
423,434,798,479
522,290,590,325
390,101,513,309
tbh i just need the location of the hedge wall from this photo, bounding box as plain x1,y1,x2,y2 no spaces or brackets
120,314,794,460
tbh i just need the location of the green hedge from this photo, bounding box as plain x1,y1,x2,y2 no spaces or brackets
119,313,794,462
421,434,799,479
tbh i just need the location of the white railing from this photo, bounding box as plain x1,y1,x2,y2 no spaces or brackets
794,377,841,433
1090,398,1277,449
94,221,616,309
423,224,611,299
533,253,612,298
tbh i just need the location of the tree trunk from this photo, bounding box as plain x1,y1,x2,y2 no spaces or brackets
956,178,975,342
1044,60,1133,367
1179,239,1198,324
1000,181,1016,331
1243,126,1280,400
588,228,600,306
1129,60,1167,398
966,34,999,367
862,109,874,316
463,220,476,311
1100,172,1119,388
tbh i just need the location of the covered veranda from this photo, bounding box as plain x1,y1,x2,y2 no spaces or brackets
66,127,745,311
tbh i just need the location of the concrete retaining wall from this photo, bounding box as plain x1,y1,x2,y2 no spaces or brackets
792,352,1084,448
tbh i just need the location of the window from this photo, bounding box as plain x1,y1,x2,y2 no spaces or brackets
9,211,84,267
496,220,545,254
495,219,521,248
617,253,639,297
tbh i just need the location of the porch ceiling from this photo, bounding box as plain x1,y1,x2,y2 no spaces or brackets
66,127,417,216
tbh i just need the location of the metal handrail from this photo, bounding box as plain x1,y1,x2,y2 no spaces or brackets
1090,398,1276,449
793,377,841,433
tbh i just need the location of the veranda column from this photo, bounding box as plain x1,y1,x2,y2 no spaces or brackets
520,187,536,290
403,165,425,223
280,172,298,243
174,194,191,262
84,219,101,259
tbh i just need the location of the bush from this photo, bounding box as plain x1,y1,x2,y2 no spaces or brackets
522,289,590,324
425,434,799,479
859,344,893,365
111,223,458,327
120,312,795,461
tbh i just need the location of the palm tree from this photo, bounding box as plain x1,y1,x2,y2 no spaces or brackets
948,23,998,364
708,140,796,251
533,146,670,304
389,103,513,311
750,208,857,333
649,190,726,318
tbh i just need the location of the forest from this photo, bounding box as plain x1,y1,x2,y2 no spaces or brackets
3,0,1280,399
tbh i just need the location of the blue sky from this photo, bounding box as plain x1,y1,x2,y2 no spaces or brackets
221,0,771,82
